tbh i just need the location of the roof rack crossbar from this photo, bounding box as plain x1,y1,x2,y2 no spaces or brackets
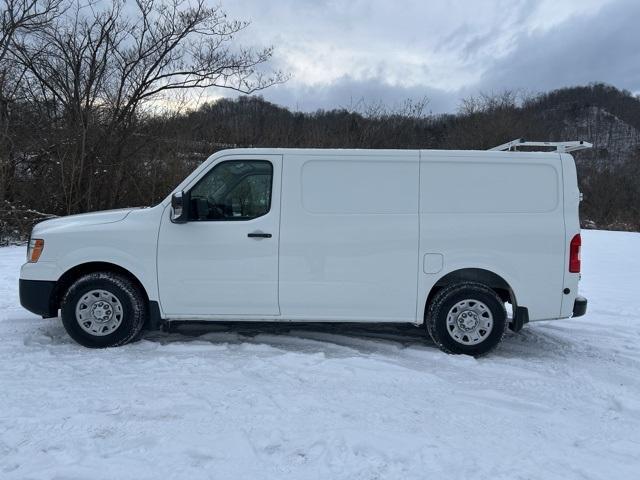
489,138,593,153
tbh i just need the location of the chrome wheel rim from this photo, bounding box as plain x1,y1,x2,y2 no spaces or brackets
75,289,124,336
445,299,494,346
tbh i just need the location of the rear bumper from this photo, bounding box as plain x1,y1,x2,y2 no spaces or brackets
572,295,587,318
19,279,57,318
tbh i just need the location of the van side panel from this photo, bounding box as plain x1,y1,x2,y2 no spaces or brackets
418,151,566,322
278,152,420,322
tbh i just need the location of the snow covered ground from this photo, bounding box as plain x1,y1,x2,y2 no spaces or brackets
1,230,639,479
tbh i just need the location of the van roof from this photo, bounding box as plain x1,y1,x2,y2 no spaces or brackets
212,147,565,159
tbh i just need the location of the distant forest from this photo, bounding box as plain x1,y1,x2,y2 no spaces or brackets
1,1,639,242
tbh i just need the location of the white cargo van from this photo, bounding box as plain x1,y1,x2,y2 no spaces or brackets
19,140,588,355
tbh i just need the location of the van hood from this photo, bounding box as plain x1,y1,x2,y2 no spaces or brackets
32,208,138,235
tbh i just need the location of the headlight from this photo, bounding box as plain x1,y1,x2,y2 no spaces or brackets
27,238,45,263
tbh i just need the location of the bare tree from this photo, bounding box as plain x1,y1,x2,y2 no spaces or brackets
0,0,62,62
0,0,62,203
13,0,286,212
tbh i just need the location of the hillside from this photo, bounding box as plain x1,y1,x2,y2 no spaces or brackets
1,84,640,244
526,85,640,166
152,84,640,167
146,83,640,230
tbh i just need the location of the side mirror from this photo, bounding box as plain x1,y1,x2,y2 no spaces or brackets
171,191,189,223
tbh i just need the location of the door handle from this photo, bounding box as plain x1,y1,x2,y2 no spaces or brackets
248,232,272,238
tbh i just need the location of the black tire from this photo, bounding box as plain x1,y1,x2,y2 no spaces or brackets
61,272,147,348
426,282,506,356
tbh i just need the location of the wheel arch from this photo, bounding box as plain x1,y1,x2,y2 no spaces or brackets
423,268,517,321
51,262,150,314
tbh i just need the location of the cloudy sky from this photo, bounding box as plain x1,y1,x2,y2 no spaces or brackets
211,0,639,114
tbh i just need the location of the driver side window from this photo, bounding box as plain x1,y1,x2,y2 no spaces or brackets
189,160,273,221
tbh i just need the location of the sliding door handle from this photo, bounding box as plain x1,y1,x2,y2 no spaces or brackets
248,232,272,238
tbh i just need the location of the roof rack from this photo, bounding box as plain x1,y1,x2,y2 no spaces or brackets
489,138,593,153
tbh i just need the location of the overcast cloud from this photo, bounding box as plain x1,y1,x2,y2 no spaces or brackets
207,0,637,113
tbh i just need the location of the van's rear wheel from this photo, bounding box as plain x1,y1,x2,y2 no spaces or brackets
426,282,506,356
61,273,147,348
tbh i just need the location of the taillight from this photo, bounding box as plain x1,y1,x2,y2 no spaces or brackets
569,234,581,273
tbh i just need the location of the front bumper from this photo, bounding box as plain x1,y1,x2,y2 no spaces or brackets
19,279,57,318
572,295,587,318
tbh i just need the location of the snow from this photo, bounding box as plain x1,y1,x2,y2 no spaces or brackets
1,230,639,479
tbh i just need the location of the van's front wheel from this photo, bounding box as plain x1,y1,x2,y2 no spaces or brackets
426,283,506,356
61,273,147,348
